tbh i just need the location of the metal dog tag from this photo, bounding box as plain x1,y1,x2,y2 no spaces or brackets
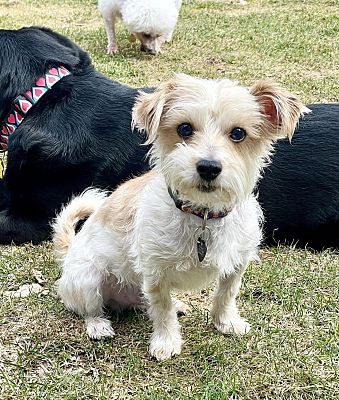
194,210,211,263
197,235,207,262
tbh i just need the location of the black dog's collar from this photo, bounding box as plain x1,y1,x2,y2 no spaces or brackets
0,66,70,153
168,187,232,220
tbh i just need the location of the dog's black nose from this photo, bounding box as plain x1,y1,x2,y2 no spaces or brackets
196,159,222,181
140,45,156,55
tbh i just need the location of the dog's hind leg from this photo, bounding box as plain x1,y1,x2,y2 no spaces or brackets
57,260,115,340
211,267,251,335
0,212,49,244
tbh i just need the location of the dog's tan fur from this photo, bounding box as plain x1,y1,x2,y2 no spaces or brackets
98,170,157,232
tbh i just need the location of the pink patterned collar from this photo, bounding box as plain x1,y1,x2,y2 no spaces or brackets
0,66,70,153
168,187,232,220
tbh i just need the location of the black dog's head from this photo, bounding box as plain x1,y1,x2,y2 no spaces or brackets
0,26,92,120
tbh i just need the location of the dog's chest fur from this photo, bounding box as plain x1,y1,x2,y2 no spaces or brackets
86,173,262,295
127,175,262,290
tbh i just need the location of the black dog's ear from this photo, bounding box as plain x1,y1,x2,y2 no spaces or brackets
0,26,91,83
0,26,92,118
23,26,92,73
32,27,92,72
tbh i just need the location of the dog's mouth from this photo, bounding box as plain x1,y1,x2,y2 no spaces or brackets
197,183,216,193
140,44,156,55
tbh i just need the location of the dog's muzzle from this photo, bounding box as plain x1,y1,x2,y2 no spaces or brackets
140,44,157,55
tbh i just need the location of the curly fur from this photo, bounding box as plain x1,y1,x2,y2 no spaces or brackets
98,0,182,55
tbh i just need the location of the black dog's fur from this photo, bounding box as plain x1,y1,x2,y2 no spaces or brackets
0,27,149,244
258,103,339,250
0,27,338,249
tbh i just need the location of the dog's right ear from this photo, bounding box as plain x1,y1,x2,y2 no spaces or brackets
132,82,174,144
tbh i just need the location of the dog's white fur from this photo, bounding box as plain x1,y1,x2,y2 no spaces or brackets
53,74,307,360
98,0,182,55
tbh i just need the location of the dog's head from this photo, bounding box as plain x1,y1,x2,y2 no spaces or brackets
0,26,91,120
133,74,309,210
122,1,180,55
132,32,167,56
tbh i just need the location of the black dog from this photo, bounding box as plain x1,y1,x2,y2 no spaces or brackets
0,27,338,249
0,26,149,244
258,102,339,250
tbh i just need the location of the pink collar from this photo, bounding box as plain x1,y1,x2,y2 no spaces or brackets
0,66,70,152
168,187,232,220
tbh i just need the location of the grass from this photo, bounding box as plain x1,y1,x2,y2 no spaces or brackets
0,0,338,399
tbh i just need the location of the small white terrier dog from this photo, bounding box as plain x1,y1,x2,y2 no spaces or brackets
98,0,182,55
53,74,307,361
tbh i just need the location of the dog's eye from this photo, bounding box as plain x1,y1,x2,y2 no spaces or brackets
144,33,151,39
230,127,246,142
177,123,194,138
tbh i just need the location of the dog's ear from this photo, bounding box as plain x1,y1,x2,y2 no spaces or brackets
0,27,92,118
250,80,310,140
33,27,92,72
132,82,174,144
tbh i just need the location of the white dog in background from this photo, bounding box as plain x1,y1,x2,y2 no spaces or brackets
98,0,182,55
53,74,307,361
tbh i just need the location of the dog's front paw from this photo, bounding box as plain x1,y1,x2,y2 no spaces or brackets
149,333,182,361
214,316,251,335
107,44,118,55
85,317,115,339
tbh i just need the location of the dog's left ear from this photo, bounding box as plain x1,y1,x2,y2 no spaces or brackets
250,80,311,140
132,82,174,144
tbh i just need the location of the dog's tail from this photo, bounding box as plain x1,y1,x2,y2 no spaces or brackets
52,188,108,263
